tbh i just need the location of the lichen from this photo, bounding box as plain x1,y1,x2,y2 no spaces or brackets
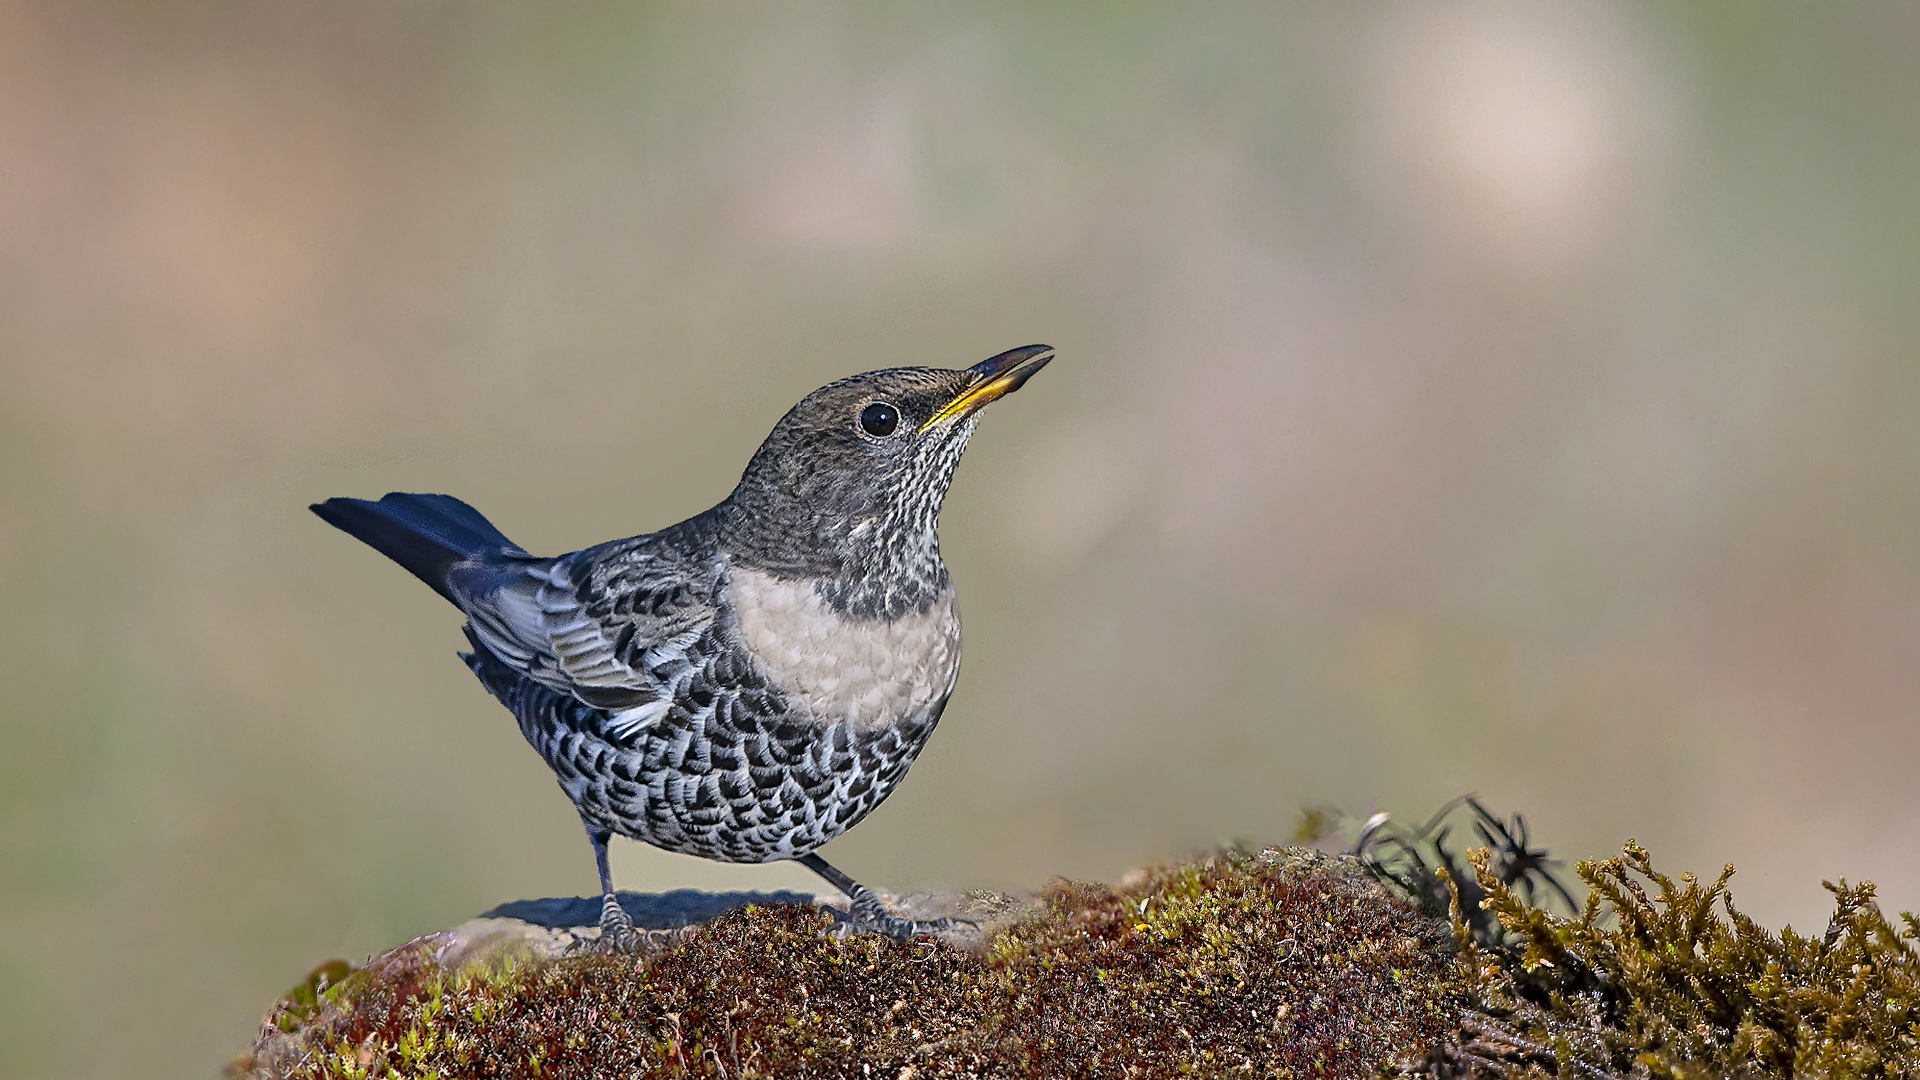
233,847,1463,1079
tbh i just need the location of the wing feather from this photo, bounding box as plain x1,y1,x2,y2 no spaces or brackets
453,539,719,727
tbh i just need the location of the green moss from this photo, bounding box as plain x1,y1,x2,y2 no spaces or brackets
273,960,355,1033
1427,841,1920,1079
234,848,1463,1079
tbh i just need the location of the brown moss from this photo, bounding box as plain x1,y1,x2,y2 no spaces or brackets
234,847,1463,1079
237,830,1920,1079
988,853,1461,1074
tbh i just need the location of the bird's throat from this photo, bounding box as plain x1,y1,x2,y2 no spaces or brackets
719,492,952,621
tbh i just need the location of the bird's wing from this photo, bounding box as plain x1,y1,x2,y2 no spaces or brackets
454,539,719,734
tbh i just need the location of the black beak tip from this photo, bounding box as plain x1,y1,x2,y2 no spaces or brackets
1002,351,1051,392
968,343,1055,381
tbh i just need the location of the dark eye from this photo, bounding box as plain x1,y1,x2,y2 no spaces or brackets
859,401,900,437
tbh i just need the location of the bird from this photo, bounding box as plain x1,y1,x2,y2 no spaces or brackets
311,344,1052,947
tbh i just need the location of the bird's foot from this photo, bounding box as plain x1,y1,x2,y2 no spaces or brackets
592,894,643,953
831,893,975,943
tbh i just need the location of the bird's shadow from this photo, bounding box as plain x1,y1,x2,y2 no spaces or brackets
479,889,824,931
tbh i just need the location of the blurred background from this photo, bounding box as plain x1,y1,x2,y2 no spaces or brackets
3,2,1918,1076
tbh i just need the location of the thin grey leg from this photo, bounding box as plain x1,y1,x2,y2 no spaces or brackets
589,826,639,951
795,852,964,943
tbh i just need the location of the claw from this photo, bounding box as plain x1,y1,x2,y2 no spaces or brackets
829,893,965,942
595,926,643,953
828,906,959,942
595,894,644,953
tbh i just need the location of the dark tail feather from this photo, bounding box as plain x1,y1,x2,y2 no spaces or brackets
311,493,525,605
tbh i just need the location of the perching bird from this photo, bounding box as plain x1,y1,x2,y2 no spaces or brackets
312,345,1052,946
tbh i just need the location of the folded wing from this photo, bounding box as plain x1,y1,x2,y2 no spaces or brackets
451,538,720,736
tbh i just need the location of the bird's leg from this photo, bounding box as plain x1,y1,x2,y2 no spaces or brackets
588,826,640,952
795,852,964,942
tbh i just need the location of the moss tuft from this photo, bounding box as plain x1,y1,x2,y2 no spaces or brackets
1424,841,1920,1079
234,848,1462,1079
273,960,355,1033
988,850,1462,1074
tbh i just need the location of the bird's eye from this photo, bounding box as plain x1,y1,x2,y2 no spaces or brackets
859,401,900,438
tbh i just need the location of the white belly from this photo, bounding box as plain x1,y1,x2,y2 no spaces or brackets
727,564,960,730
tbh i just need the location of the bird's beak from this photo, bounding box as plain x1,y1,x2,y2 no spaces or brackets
921,344,1055,432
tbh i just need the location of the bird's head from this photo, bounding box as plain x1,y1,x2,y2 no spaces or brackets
721,345,1052,609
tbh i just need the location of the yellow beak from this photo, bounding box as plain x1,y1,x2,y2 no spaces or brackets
920,345,1055,432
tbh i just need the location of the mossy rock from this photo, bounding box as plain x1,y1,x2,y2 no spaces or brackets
233,847,1464,1079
